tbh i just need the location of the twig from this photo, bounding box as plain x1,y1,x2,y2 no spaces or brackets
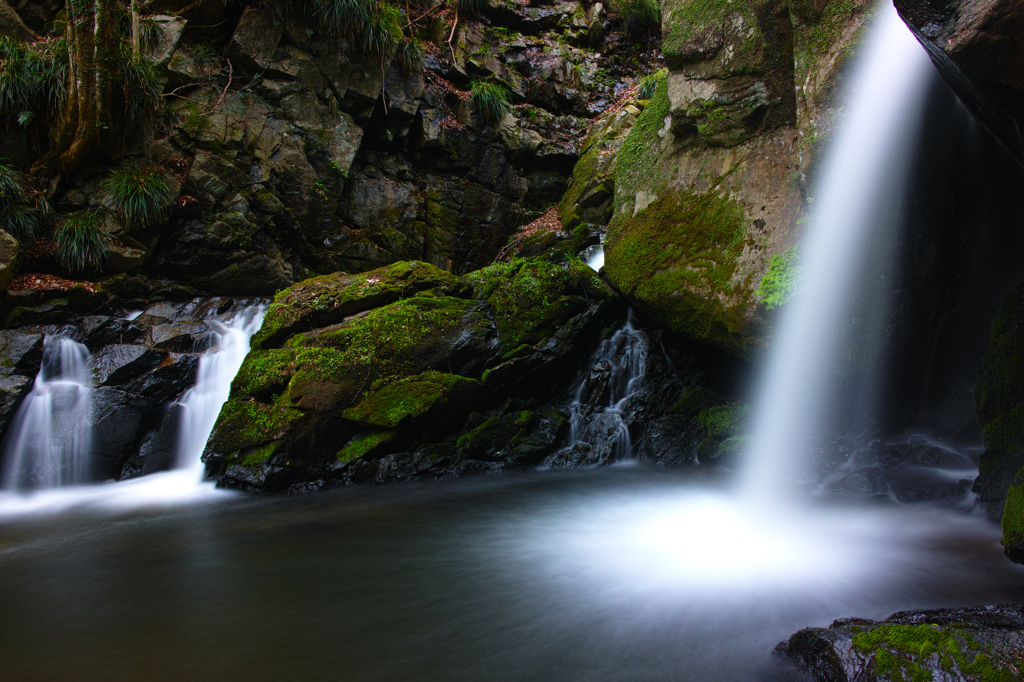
447,9,458,62
403,2,443,29
209,59,233,114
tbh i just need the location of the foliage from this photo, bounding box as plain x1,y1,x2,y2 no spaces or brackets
0,163,43,242
756,246,801,310
610,0,660,36
54,211,110,274
638,67,667,100
359,3,403,55
395,38,423,75
121,47,163,131
308,0,375,36
101,165,173,231
470,80,510,125
0,37,68,127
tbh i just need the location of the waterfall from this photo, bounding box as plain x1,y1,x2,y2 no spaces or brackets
1,337,94,491
0,304,265,515
175,305,266,481
741,3,933,499
547,311,647,466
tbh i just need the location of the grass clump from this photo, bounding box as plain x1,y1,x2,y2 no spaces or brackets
395,38,424,75
610,0,660,36
121,50,164,132
756,246,801,310
101,165,173,231
638,67,667,100
308,0,375,36
307,0,402,58
54,211,110,275
458,0,488,17
0,163,44,242
0,36,68,128
470,80,510,125
360,3,403,55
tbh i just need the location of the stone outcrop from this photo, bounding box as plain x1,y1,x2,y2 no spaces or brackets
896,0,1024,170
776,604,1024,681
598,0,875,358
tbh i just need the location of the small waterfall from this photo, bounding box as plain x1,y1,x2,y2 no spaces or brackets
548,311,647,466
0,304,265,515
741,4,933,499
1,337,94,491
175,305,266,480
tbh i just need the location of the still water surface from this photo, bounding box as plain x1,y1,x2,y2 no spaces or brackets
1,467,1022,682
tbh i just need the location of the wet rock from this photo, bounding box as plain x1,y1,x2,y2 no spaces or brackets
90,388,158,479
91,345,167,387
776,604,1024,682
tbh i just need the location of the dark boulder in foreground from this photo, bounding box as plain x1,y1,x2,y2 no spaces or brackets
776,603,1024,681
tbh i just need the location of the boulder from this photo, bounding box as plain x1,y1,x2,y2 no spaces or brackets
91,344,167,387
0,229,20,291
776,604,1024,681
896,0,1024,169
227,5,285,74
0,329,43,430
0,0,34,42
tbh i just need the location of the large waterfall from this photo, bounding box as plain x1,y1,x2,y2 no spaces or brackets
741,4,933,497
0,305,265,515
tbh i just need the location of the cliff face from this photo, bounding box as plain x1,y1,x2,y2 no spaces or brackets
602,0,875,359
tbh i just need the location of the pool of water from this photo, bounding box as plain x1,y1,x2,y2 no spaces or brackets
1,466,1021,682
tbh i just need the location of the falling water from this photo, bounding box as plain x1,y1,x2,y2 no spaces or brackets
548,311,647,465
741,4,933,500
0,304,265,514
1,337,94,491
175,305,266,482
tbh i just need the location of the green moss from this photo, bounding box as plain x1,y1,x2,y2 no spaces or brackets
1001,474,1024,548
233,349,296,396
251,261,468,351
614,80,671,208
516,410,534,426
663,0,763,71
672,386,721,417
466,258,590,352
239,442,280,467
756,246,801,310
698,404,750,439
793,0,862,86
851,624,1015,682
343,370,477,428
211,398,303,452
456,416,500,451
605,185,760,356
337,431,395,462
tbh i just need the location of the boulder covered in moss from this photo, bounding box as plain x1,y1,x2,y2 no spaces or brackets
603,0,875,358
204,258,622,492
776,604,1024,681
975,281,1024,562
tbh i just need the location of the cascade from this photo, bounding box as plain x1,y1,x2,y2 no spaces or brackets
1,337,94,490
740,3,933,499
548,311,647,465
0,304,265,514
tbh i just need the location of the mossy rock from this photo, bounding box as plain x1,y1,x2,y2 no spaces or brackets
251,261,471,350
210,398,304,453
698,403,750,439
337,431,396,463
975,281,1024,553
343,371,479,429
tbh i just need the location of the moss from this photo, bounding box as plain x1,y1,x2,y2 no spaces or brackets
718,434,754,457
239,442,280,467
614,79,671,209
232,348,296,396
792,0,862,86
604,185,760,356
211,398,303,452
698,404,750,439
851,624,1015,682
756,246,801,310
343,370,478,428
662,0,763,72
466,258,590,352
337,431,395,462
672,386,721,417
1001,474,1024,549
456,416,500,451
516,410,534,426
251,261,469,351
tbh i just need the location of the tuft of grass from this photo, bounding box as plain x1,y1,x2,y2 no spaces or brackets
610,0,660,36
395,37,423,75
0,163,42,242
0,36,68,126
308,0,376,36
638,67,667,100
101,165,174,231
359,3,403,56
470,80,510,125
121,49,163,131
54,211,110,275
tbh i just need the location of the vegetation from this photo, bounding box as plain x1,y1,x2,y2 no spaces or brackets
610,0,660,36
638,67,667,100
0,36,67,133
54,211,110,274
458,0,488,17
852,624,1016,682
101,165,173,231
0,163,44,242
395,38,424,75
756,246,801,310
470,80,511,125
307,0,402,58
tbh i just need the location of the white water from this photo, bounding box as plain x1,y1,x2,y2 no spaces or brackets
0,304,265,516
741,3,933,500
1,337,94,491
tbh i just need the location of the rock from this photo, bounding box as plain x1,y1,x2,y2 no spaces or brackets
227,5,285,74
205,258,620,492
104,243,146,275
0,0,35,42
975,281,1024,562
146,15,187,66
90,388,157,480
0,329,43,430
896,0,1024,169
0,229,20,291
91,345,167,387
776,604,1024,681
